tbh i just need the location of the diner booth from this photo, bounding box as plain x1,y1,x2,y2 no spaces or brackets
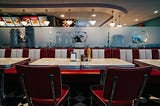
0,26,160,106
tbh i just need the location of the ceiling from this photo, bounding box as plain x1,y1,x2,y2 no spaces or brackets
0,0,160,27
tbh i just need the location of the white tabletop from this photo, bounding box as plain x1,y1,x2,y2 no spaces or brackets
0,58,30,69
29,58,81,69
0,57,30,101
81,58,135,70
30,58,135,70
134,59,160,70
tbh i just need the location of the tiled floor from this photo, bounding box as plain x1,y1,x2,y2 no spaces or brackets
4,75,160,106
3,89,160,106
4,93,160,106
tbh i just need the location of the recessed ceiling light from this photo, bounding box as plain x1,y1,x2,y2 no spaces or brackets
60,14,65,18
154,10,159,14
134,19,138,21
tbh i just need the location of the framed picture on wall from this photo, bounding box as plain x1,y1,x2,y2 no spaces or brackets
2,17,14,26
12,17,23,26
30,16,40,26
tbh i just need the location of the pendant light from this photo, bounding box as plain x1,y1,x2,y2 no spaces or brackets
21,9,28,26
117,15,122,27
66,9,73,25
44,9,50,26
109,10,115,27
89,9,96,25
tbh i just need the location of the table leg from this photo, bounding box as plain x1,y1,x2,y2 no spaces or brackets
100,70,104,85
0,69,4,106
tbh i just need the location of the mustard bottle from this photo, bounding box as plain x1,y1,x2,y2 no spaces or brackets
86,47,91,60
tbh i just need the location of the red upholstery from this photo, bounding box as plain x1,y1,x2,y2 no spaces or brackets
23,48,29,57
90,66,152,106
5,48,11,57
40,48,47,58
132,49,139,59
91,86,132,106
67,48,73,58
111,49,120,58
4,48,46,74
32,85,69,106
151,69,160,76
16,65,70,106
4,68,17,74
105,48,112,58
152,49,159,59
4,48,29,74
47,48,55,58
61,69,100,75
147,69,160,84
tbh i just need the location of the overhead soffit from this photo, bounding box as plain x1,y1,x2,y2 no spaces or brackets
0,3,127,27
0,0,160,26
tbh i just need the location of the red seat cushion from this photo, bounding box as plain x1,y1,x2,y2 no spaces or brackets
148,69,160,84
31,86,69,106
91,88,132,106
151,69,160,76
4,68,17,74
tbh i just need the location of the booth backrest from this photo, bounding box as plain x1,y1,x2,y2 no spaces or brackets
0,49,5,57
0,48,159,63
47,48,73,58
91,48,111,58
112,48,160,63
0,48,47,62
73,49,85,59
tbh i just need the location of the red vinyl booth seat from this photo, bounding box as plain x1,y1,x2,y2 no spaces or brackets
32,85,69,106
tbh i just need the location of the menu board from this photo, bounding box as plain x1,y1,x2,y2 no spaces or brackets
21,16,32,26
0,16,49,26
0,17,2,21
0,17,6,26
12,17,23,26
38,16,48,26
2,17,14,26
30,16,40,26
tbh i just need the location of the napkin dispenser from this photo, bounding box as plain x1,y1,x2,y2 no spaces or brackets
70,52,77,62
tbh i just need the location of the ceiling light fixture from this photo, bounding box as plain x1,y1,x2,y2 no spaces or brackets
66,9,73,26
44,9,50,26
21,9,28,26
134,19,138,21
60,14,65,18
123,24,127,26
91,9,96,17
154,10,159,14
89,9,96,25
89,20,96,25
117,15,122,27
109,10,115,27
